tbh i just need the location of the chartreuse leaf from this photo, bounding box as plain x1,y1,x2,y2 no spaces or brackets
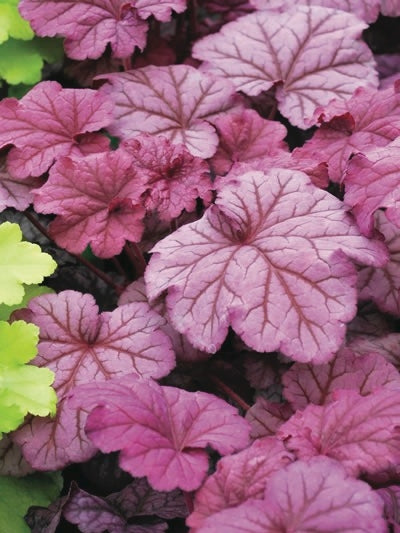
0,471,62,533
0,284,54,321
0,37,63,85
0,320,57,437
0,0,33,44
0,222,56,305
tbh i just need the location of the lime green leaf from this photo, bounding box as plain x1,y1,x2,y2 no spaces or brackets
0,320,57,436
0,472,62,533
0,37,63,85
0,284,54,321
0,222,57,305
0,0,33,44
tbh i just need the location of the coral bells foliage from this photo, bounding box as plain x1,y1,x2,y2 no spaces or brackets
4,1,400,531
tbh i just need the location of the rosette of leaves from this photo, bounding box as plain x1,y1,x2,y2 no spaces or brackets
0,0,63,88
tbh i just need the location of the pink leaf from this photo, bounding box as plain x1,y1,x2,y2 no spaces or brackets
358,211,400,316
122,135,213,221
278,388,400,476
0,156,43,212
145,169,387,361
192,6,377,128
69,376,251,491
12,291,175,469
250,0,381,23
344,139,400,236
100,65,240,158
377,486,400,531
198,457,386,533
19,0,148,60
209,109,288,176
33,150,146,258
135,0,187,21
119,278,209,363
187,436,293,529
245,397,293,439
283,348,400,410
295,83,400,182
381,0,400,16
0,82,113,179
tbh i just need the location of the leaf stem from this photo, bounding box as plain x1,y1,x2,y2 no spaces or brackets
23,211,124,295
183,491,194,514
124,242,147,278
122,56,132,71
210,375,250,412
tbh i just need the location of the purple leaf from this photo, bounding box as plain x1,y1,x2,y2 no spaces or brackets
122,135,212,221
0,82,112,178
377,486,400,531
295,83,400,182
69,375,251,491
278,388,400,476
283,348,400,410
381,0,400,16
349,333,400,371
250,0,381,23
209,109,288,175
358,211,400,315
33,150,147,258
197,457,386,532
344,139,400,236
12,291,175,469
19,0,148,60
243,353,285,390
245,397,293,439
187,436,293,528
63,484,168,533
0,156,43,212
0,435,34,477
100,65,240,158
145,169,387,361
192,6,377,128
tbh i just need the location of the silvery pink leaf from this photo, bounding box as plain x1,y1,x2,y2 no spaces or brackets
215,152,329,189
283,348,400,410
358,211,400,315
69,375,251,491
63,484,169,533
192,6,377,128
279,388,400,476
100,65,241,158
146,169,387,361
209,109,288,175
122,135,212,221
12,291,175,469
119,278,209,363
0,156,42,212
33,150,146,258
348,333,400,372
344,139,400,236
197,457,386,533
0,435,34,477
245,397,293,439
295,83,400,182
19,0,148,60
187,436,293,529
250,0,380,23
0,82,113,179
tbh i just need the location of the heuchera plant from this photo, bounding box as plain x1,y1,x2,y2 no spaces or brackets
1,1,400,531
